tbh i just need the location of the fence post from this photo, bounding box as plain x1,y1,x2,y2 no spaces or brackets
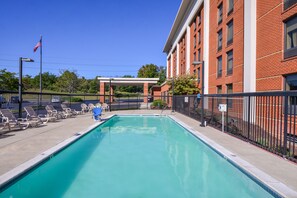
248,96,251,140
211,97,214,121
283,95,288,156
226,97,229,132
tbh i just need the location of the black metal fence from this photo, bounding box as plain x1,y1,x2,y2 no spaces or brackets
0,90,171,118
2,89,297,163
173,91,297,163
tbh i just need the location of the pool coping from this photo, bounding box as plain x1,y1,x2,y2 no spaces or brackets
168,115,297,198
0,115,114,189
0,113,296,197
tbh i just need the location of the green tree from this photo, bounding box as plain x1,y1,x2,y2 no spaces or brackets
88,77,99,93
78,77,90,93
0,69,18,91
115,75,142,93
167,74,199,95
22,75,33,90
54,70,80,93
158,66,166,85
32,72,57,90
137,64,166,85
137,64,160,78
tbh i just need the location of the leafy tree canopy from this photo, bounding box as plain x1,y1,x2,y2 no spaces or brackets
167,74,200,95
54,70,80,93
137,64,166,85
0,69,18,91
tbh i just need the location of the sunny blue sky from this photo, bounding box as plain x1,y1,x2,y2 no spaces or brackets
0,0,181,79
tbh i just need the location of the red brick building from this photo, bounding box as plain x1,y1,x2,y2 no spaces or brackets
163,0,297,95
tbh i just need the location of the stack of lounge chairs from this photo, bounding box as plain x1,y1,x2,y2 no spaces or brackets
0,102,104,134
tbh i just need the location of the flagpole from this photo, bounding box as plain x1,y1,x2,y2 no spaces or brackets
39,35,42,106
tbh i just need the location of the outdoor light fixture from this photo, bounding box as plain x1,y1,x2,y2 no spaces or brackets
19,57,34,118
192,61,205,127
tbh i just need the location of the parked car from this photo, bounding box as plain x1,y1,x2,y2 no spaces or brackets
10,96,19,103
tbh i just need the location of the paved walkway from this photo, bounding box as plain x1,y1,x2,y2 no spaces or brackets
0,110,297,197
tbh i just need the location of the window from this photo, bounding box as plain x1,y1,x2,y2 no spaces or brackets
226,84,233,108
197,68,201,84
198,12,201,25
285,16,297,59
217,85,222,94
198,49,201,61
198,30,201,44
194,52,197,61
227,20,233,45
218,3,223,25
284,0,297,10
227,50,233,75
194,35,197,48
194,19,196,31
285,73,297,106
217,85,222,105
217,56,222,78
228,0,234,15
218,29,223,51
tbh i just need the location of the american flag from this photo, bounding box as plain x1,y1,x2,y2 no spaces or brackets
33,38,42,52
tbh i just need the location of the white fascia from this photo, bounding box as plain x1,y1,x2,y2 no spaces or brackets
244,0,257,93
204,0,210,94
167,0,204,58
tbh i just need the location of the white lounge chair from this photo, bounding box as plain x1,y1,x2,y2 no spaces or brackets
81,103,88,114
46,105,69,119
61,104,79,116
88,103,95,113
102,103,109,112
0,109,30,130
24,106,55,124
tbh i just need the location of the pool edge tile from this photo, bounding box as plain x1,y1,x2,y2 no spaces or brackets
169,115,297,198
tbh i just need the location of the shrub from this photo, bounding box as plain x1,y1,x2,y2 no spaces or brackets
151,99,167,109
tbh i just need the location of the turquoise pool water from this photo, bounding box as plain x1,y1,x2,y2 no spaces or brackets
0,116,277,198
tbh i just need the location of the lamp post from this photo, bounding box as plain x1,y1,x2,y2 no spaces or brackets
193,61,205,127
19,57,34,118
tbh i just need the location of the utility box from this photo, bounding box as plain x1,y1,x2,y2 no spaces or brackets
218,104,227,112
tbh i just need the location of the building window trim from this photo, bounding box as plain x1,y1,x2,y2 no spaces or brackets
217,56,222,78
197,68,201,84
218,3,223,25
227,50,233,75
227,20,234,46
218,29,223,51
227,0,234,15
284,16,297,59
284,0,297,10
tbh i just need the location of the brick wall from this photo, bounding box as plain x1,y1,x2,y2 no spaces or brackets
208,0,244,94
256,1,297,91
190,6,204,90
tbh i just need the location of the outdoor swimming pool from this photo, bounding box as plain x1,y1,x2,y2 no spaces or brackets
0,115,279,197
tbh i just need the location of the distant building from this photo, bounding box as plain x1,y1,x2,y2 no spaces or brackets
162,0,297,95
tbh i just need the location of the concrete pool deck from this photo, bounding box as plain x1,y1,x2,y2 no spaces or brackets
0,110,297,197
